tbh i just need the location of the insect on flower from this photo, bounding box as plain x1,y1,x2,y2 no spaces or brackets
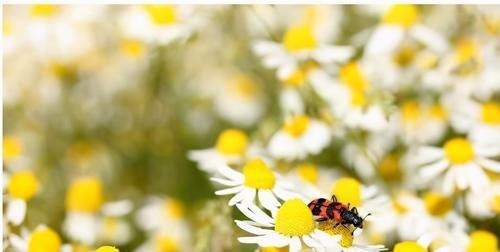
308,195,371,234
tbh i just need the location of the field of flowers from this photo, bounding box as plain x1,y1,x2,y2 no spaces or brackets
3,4,500,252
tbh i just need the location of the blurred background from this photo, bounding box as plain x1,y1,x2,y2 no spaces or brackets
3,4,500,252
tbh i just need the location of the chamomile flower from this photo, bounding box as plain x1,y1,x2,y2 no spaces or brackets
95,246,119,252
410,136,500,194
465,180,500,219
317,221,387,252
212,159,298,212
329,178,389,216
268,115,331,160
396,101,448,145
189,128,251,173
365,4,449,57
135,196,187,233
392,236,433,252
135,231,190,252
5,170,39,226
236,199,341,252
9,225,62,252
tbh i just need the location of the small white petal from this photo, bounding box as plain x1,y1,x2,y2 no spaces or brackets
289,236,302,252
228,190,247,206
6,199,27,226
218,165,244,182
235,220,274,235
419,159,450,178
210,177,241,187
215,185,244,196
478,158,500,173
302,234,324,251
365,25,404,56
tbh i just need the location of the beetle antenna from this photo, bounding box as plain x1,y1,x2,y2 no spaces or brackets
363,213,371,221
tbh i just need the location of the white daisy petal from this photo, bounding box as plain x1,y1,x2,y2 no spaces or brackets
247,203,275,225
218,165,244,182
365,25,404,56
215,185,244,196
478,158,500,172
210,177,242,186
234,220,274,235
229,190,248,206
6,199,27,226
258,190,279,211
289,236,302,252
302,234,324,252
419,159,449,178
455,165,469,190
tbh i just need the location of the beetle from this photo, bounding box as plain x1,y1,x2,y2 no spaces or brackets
308,195,370,233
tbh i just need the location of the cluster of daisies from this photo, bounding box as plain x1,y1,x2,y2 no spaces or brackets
190,4,500,252
3,4,500,252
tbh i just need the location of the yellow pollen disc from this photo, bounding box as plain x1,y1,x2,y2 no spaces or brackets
243,159,276,189
350,90,367,107
155,235,178,252
393,241,426,252
282,69,306,87
95,246,119,252
339,62,368,93
260,247,288,252
401,101,420,124
30,5,59,17
467,230,498,252
481,102,500,125
275,199,315,236
144,5,176,26
428,104,447,120
120,39,144,58
166,199,185,219
490,194,500,213
282,25,317,52
3,136,22,160
332,177,362,207
378,154,402,181
423,192,453,216
215,129,248,155
393,44,416,66
66,177,103,213
283,115,310,138
28,227,62,252
383,4,419,28
455,38,478,64
416,52,439,70
318,220,354,247
232,76,256,98
8,171,39,200
297,163,319,184
392,199,409,214
444,138,475,165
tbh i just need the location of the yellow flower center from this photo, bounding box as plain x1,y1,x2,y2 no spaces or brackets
8,171,39,200
444,138,475,165
392,199,409,214
144,5,176,26
383,4,419,28
232,76,256,98
3,136,22,160
318,220,354,247
332,178,362,207
215,129,248,155
282,69,306,87
165,199,185,219
120,39,144,58
416,52,439,70
275,199,315,236
350,90,367,107
490,194,500,213
393,241,426,252
297,163,319,184
30,5,59,17
155,235,178,252
95,246,119,252
282,25,317,52
28,227,62,252
283,115,310,138
428,104,447,120
378,154,402,181
481,102,500,125
3,21,13,36
455,38,478,64
243,159,276,189
340,62,368,93
401,101,420,124
467,230,498,252
393,44,416,66
66,177,103,213
423,192,453,216
260,247,288,252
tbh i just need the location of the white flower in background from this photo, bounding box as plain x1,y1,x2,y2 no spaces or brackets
466,180,500,219
134,231,191,252
268,115,331,160
63,176,132,246
189,128,251,173
433,229,499,252
212,159,298,212
236,199,341,252
285,163,343,200
392,236,434,252
135,196,187,233
253,18,353,82
4,170,39,226
119,5,198,44
9,225,62,252
365,4,449,57
396,101,448,145
214,75,265,127
409,136,500,194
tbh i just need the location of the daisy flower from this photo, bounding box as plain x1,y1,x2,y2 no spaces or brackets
465,180,500,219
95,246,119,252
410,136,500,194
317,220,387,252
392,235,434,252
5,170,39,226
135,196,187,232
236,198,341,252
9,225,62,252
365,4,449,57
434,229,499,252
188,128,251,173
396,101,448,145
268,115,331,160
212,159,298,212
135,231,190,252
